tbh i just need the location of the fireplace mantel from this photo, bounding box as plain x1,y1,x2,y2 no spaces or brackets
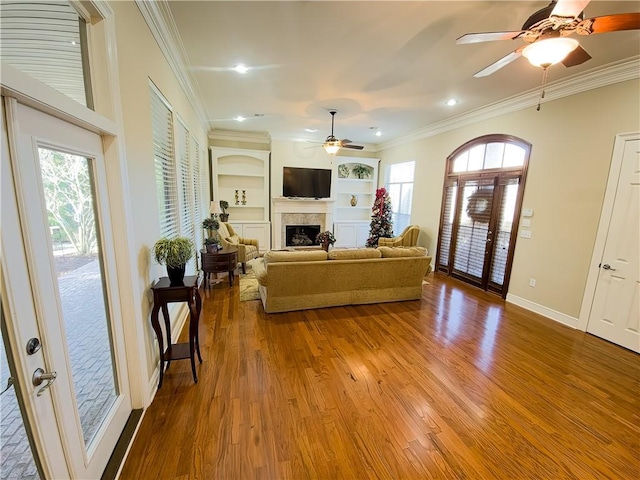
272,197,334,249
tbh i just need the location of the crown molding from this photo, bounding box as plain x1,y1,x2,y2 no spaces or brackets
135,0,208,129
377,56,640,152
209,129,272,145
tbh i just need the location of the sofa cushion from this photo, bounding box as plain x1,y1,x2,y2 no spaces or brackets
328,248,382,260
378,246,427,258
264,250,328,264
251,258,268,286
226,234,240,245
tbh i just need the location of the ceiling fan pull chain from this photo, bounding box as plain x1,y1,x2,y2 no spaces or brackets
536,66,550,111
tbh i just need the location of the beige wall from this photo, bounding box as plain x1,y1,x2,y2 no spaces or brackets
111,1,208,381
379,79,640,319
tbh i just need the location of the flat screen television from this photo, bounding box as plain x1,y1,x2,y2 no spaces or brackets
283,167,331,198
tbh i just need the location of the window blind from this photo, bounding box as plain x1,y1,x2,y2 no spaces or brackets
150,85,178,239
191,138,203,253
385,161,415,236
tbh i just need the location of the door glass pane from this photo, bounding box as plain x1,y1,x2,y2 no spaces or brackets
1,310,42,480
38,148,117,448
0,0,90,107
484,143,505,169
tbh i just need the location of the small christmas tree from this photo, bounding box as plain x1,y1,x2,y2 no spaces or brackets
366,187,394,247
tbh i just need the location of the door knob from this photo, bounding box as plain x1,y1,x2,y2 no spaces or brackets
602,264,616,271
32,368,57,397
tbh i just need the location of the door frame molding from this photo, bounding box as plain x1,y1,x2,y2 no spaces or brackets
577,132,640,331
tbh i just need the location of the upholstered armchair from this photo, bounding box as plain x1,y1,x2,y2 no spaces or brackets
217,222,259,273
377,225,420,247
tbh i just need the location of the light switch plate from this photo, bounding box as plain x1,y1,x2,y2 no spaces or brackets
520,230,532,238
522,219,531,227
522,208,533,217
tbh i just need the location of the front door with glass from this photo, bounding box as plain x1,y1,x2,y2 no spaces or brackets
436,135,530,297
2,99,132,478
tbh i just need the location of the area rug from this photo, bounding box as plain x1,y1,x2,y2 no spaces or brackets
239,269,261,302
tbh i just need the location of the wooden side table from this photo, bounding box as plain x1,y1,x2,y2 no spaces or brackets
200,247,238,287
150,275,202,388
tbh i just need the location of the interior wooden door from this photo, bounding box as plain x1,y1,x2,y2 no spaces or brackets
586,137,639,352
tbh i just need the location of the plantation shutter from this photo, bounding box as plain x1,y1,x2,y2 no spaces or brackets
452,179,495,279
175,118,196,273
150,85,179,239
489,176,521,286
191,138,204,254
437,179,458,271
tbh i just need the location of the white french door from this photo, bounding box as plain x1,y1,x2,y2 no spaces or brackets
586,136,639,353
2,99,131,478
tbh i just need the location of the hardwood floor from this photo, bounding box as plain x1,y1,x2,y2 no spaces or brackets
120,274,639,479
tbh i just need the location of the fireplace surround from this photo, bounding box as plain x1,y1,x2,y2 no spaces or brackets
272,198,334,249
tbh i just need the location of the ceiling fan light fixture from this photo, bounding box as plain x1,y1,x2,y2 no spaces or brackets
323,139,341,155
522,37,579,67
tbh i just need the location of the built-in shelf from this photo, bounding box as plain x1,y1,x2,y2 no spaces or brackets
332,157,379,247
211,146,271,250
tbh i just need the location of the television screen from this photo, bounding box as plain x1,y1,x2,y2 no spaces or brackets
283,167,331,198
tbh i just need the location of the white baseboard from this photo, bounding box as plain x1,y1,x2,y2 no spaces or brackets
506,294,579,329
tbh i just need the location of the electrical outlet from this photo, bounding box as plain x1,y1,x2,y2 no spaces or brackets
529,278,536,287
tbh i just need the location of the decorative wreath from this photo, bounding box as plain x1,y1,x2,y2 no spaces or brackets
466,188,493,223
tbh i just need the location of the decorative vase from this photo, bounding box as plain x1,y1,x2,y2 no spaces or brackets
321,240,330,252
206,244,217,253
350,194,358,207
220,213,229,222
167,265,186,286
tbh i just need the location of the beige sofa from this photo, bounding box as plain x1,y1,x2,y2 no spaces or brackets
251,246,432,313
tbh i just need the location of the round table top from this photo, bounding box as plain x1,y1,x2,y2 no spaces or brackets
201,246,238,255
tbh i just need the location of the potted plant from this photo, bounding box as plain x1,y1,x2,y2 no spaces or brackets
202,217,219,239
352,164,370,179
152,236,194,285
219,200,229,222
316,230,336,252
204,237,221,253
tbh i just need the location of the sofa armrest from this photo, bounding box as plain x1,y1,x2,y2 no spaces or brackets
252,258,268,286
378,237,401,247
239,237,258,248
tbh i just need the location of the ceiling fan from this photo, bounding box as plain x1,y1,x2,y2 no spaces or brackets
457,0,640,78
322,110,364,154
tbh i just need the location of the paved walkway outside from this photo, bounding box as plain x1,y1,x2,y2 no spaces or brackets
1,256,115,479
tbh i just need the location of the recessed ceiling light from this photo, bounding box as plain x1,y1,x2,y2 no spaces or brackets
233,64,250,74
375,131,382,137
446,98,458,106
305,128,317,133
235,116,246,122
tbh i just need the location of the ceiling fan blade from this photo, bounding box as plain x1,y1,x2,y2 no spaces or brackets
342,144,364,150
457,31,523,44
340,139,353,145
562,45,591,67
551,0,591,19
474,49,523,78
580,12,640,34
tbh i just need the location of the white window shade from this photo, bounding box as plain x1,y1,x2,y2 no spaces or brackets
150,85,178,239
385,161,415,236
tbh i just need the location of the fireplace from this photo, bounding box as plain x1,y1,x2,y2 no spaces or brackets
286,225,321,247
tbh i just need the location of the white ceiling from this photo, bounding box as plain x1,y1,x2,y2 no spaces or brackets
165,1,640,146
